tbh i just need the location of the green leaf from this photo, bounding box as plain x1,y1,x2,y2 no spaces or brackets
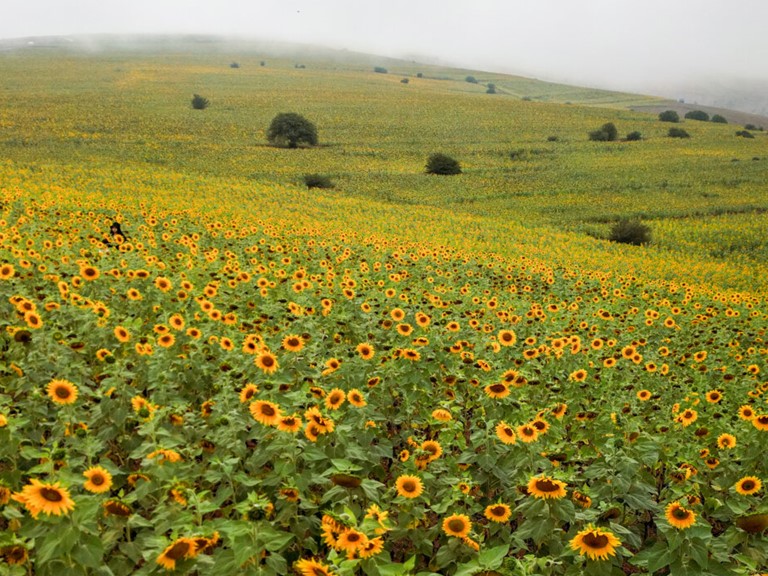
70,534,105,568
478,543,509,569
453,560,482,576
647,549,673,573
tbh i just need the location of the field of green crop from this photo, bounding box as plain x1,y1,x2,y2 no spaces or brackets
1,40,767,576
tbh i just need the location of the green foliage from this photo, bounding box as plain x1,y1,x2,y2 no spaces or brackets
711,114,728,124
191,94,210,110
625,131,643,141
374,66,388,74
658,110,680,123
400,78,409,84
685,110,710,121
609,218,651,245
667,127,690,138
426,152,462,175
302,173,334,189
229,62,240,69
736,130,755,139
486,83,496,94
465,76,478,84
589,122,618,142
547,135,559,142
267,112,318,148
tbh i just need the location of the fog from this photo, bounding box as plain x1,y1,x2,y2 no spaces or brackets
3,0,768,114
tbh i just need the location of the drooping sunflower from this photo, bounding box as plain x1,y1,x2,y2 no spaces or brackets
1,544,28,565
442,514,472,538
420,440,443,463
156,537,198,571
484,503,511,523
83,466,113,494
103,499,132,517
551,403,568,419
735,476,762,496
717,433,736,449
249,400,282,426
295,558,337,576
665,501,696,529
569,525,621,561
277,414,302,433
12,479,76,518
46,379,78,405
495,421,517,444
359,537,385,559
325,388,346,411
255,351,279,374
527,475,567,500
432,408,452,421
395,475,423,499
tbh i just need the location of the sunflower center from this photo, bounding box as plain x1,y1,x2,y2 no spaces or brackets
522,427,535,437
166,541,191,560
489,384,506,393
55,386,72,399
330,393,342,403
261,356,275,367
40,487,63,502
346,533,361,543
582,532,609,549
260,404,275,416
491,506,506,516
535,479,559,492
402,480,416,493
91,474,105,485
742,480,756,491
447,519,466,532
673,508,690,520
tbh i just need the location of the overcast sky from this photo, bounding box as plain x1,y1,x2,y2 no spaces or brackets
3,0,768,103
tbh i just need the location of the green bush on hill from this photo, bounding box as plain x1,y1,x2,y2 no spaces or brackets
267,113,318,148
426,153,462,175
609,219,651,245
685,110,710,121
588,122,618,142
658,110,680,122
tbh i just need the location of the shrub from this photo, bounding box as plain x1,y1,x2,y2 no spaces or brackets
416,72,423,78
426,153,461,175
588,122,618,142
400,78,409,84
626,131,643,141
509,149,526,160
191,94,210,110
668,127,690,138
658,110,680,123
465,76,478,84
711,114,728,124
609,219,651,246
374,66,388,74
267,113,318,148
744,123,763,131
486,83,496,94
685,110,710,121
547,135,559,142
302,174,333,189
230,62,240,69
260,61,266,67
736,130,755,139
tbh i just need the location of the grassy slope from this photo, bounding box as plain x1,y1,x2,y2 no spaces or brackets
1,40,767,292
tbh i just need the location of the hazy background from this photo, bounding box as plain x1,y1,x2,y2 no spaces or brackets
3,0,768,115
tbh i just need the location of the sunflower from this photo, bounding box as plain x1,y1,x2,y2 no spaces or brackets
717,433,736,449
156,537,198,571
752,415,768,431
527,475,567,499
738,405,756,421
83,466,113,494
239,383,259,403
46,379,78,405
665,501,696,529
277,414,302,433
156,333,175,348
325,388,346,410
432,408,452,421
497,329,517,346
0,263,15,280
255,351,279,374
572,491,592,509
395,475,423,499
484,382,510,399
12,479,76,518
569,369,588,382
636,389,651,401
517,424,539,443
735,476,762,496
347,389,366,407
114,326,130,342
484,503,511,523
359,537,385,559
569,525,621,561
442,514,472,538
551,403,568,419
24,311,42,329
397,323,414,336
336,528,368,553
677,409,698,427
705,389,723,404
421,440,443,462
249,400,282,426
322,358,341,375
1,544,28,565
282,334,304,352
495,421,517,444
295,558,337,576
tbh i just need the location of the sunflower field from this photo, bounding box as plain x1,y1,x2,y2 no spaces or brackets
1,41,768,576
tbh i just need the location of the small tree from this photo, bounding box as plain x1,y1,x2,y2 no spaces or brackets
609,219,651,246
486,83,496,94
626,131,643,141
465,76,478,84
711,114,728,124
267,113,318,149
374,66,388,74
668,127,690,138
685,110,710,121
589,122,618,142
736,130,755,139
191,94,210,110
658,110,680,123
302,174,334,189
426,153,461,175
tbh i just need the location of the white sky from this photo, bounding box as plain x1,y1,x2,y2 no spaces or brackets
3,0,768,99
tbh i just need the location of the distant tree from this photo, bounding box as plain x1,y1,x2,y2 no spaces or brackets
260,61,266,67
609,219,651,246
400,78,409,84
302,174,334,189
416,72,423,78
426,153,462,175
230,62,240,69
711,114,728,124
267,113,318,148
685,110,710,121
465,76,478,84
736,130,755,139
667,127,690,138
191,94,210,110
374,66,388,74
588,122,618,142
744,123,761,130
486,83,496,94
658,110,680,123
625,131,643,141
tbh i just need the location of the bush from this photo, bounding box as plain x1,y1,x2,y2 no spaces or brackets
668,127,690,138
626,131,643,141
191,94,210,110
609,219,651,246
685,110,710,121
426,153,461,175
588,122,618,142
658,110,680,123
416,72,423,78
374,66,388,74
400,78,409,84
230,62,240,69
547,135,559,142
486,83,496,94
711,114,728,124
465,76,478,84
302,174,334,189
736,130,755,139
267,113,318,148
